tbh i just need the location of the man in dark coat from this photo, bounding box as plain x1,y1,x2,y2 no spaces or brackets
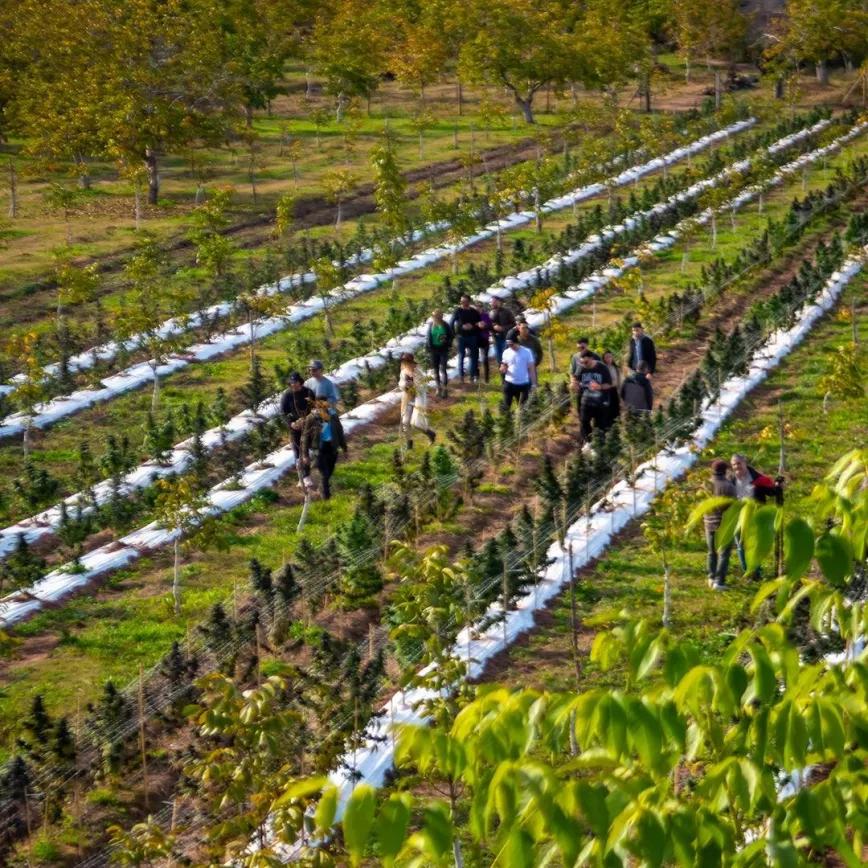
626,322,657,375
620,361,654,412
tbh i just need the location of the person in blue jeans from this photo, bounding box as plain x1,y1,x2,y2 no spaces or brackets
489,296,515,364
451,294,481,381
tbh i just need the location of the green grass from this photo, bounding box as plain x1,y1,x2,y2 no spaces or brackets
0,122,861,753
0,139,737,524
485,278,868,694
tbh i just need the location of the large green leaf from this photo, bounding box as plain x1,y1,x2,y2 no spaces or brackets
376,794,411,864
783,518,814,580
748,644,777,704
714,500,744,551
343,784,377,866
685,496,735,532
742,505,777,572
314,785,338,835
815,531,853,587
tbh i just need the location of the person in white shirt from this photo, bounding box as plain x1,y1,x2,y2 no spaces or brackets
398,352,436,448
499,335,537,410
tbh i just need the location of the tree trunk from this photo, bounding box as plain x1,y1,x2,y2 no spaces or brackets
662,563,672,627
335,199,342,228
244,103,254,127
714,70,723,110
173,537,181,615
456,79,463,116
7,160,16,218
75,155,91,190
134,179,142,230
145,148,159,205
641,73,651,113
335,92,347,123
774,77,784,100
815,60,829,86
515,93,535,124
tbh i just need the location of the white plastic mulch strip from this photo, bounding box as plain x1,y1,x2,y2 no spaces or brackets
0,122,860,625
0,118,842,566
275,248,866,842
0,120,756,438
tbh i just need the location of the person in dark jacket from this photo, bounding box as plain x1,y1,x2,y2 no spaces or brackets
620,361,654,412
626,322,657,375
572,352,614,443
516,321,543,367
427,309,454,397
704,459,736,590
280,372,317,487
451,294,481,381
477,308,493,383
489,296,516,363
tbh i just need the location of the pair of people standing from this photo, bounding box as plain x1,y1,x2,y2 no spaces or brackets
280,360,346,500
703,454,783,589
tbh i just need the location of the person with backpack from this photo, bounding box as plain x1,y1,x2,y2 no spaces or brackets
427,309,454,398
704,459,736,590
301,400,347,500
620,361,654,412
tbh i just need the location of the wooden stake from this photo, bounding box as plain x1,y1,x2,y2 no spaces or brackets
568,544,581,689
138,667,149,810
255,624,262,687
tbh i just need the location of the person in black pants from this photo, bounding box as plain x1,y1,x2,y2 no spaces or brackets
451,294,481,381
426,309,454,397
499,335,537,410
626,322,657,374
573,351,614,444
280,371,316,486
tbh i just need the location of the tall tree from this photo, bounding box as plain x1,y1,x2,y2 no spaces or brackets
219,0,296,126
766,0,867,86
11,0,240,205
308,0,389,120
459,0,582,124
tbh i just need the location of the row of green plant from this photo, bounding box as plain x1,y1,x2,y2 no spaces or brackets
0,116,768,522
0,376,577,858
0,103,744,395
95,259,863,863
3,123,858,590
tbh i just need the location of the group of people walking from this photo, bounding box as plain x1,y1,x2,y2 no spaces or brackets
282,295,666,498
280,360,347,500
570,323,656,444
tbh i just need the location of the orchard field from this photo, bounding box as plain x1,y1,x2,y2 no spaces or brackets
0,0,866,865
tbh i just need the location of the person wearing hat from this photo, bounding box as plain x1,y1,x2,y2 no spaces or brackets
703,459,736,590
398,352,436,447
280,372,317,490
304,359,340,415
499,333,537,410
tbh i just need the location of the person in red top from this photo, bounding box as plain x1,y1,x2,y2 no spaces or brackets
731,453,784,578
